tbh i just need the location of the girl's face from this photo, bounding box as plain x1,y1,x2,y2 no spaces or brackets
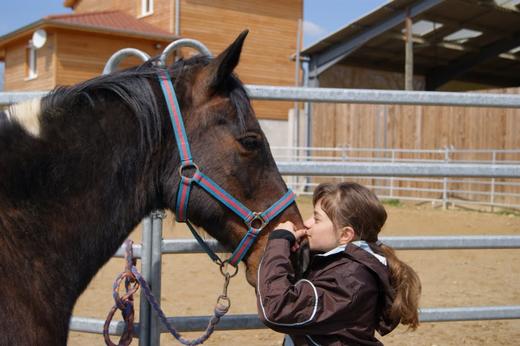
304,200,343,252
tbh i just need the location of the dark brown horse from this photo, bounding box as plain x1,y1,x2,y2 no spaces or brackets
0,32,303,345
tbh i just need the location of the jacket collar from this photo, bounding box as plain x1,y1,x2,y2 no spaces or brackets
315,241,387,266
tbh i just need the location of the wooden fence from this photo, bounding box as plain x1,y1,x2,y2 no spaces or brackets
311,87,520,208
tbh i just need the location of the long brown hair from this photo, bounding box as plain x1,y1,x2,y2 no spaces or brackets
313,182,421,329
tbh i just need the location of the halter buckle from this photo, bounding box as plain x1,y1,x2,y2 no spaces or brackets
246,212,268,231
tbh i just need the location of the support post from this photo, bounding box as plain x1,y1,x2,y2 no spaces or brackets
490,151,496,212
405,9,414,91
149,210,166,346
443,147,450,209
139,217,153,346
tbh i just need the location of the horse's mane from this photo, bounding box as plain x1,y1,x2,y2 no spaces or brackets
37,55,251,150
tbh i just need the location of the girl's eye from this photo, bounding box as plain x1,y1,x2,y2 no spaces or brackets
238,134,262,151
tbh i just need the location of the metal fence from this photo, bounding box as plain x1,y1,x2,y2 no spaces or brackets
272,146,520,210
2,62,520,345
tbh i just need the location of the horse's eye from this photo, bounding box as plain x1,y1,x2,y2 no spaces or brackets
238,134,262,151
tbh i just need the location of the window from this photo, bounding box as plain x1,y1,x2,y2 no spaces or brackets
26,40,37,79
141,0,154,16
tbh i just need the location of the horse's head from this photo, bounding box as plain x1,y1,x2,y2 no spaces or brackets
157,31,306,285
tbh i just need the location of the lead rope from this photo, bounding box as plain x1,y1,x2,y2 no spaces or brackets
104,239,233,346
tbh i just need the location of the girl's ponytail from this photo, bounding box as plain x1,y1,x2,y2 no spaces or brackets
379,243,421,330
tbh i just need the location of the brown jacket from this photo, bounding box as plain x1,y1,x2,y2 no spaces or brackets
256,230,399,346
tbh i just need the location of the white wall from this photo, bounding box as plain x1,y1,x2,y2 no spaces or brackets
259,119,289,148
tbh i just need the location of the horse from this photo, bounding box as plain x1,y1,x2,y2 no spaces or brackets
0,31,304,345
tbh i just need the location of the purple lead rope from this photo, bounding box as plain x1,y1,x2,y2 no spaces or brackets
104,239,231,346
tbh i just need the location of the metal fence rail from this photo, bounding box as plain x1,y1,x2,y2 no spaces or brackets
114,235,520,258
4,86,520,107
72,305,520,336
277,161,520,178
73,235,520,337
245,85,520,108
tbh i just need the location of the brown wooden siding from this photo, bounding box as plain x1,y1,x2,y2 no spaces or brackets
5,0,301,120
55,30,165,86
73,0,302,120
73,0,137,15
4,33,56,91
319,64,426,90
178,0,302,120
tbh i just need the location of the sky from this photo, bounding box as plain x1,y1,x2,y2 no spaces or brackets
0,0,389,90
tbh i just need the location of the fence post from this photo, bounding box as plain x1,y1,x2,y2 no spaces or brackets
443,147,450,209
390,150,396,198
149,210,166,346
139,217,153,346
490,151,497,212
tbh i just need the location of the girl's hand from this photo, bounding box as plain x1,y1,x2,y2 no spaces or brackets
275,221,308,252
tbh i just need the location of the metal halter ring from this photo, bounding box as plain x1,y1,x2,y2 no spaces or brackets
178,161,200,180
220,261,239,278
246,212,268,230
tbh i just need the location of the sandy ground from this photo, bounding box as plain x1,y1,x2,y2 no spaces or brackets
69,197,520,345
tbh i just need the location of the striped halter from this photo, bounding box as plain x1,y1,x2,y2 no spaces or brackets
158,70,295,267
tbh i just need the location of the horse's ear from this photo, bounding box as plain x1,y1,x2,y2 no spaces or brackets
207,30,248,92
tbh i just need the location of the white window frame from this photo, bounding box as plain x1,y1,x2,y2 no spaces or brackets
26,40,37,80
140,0,154,17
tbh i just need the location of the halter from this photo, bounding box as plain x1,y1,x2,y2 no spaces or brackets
158,69,295,267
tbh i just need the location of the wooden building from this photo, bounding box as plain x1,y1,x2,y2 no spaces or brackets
298,0,520,150
298,0,520,206
0,0,303,142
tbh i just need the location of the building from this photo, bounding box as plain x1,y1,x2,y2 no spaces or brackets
295,0,520,150
296,0,520,206
301,0,520,91
0,0,303,145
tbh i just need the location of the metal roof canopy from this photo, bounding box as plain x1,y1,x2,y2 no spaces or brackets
302,0,520,90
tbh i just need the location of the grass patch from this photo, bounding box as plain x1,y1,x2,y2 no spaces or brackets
495,209,520,217
382,198,401,207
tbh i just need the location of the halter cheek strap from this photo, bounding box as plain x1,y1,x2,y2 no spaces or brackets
158,69,296,267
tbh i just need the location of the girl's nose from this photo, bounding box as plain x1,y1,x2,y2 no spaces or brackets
304,217,314,229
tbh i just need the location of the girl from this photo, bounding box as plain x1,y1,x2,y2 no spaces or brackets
256,182,421,346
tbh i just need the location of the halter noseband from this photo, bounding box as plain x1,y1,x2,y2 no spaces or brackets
158,70,295,267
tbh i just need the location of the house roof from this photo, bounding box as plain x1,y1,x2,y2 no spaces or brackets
46,11,173,37
301,0,520,90
0,11,176,48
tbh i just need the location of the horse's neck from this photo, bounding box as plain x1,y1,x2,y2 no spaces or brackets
0,98,161,327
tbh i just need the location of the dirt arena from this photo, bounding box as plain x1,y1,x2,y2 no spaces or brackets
69,197,520,345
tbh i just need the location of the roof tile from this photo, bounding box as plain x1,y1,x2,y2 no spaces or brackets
46,11,173,37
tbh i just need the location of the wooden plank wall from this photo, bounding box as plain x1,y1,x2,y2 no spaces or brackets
72,0,302,120
312,87,520,207
55,30,165,86
73,0,136,15
3,33,56,91
178,0,301,120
